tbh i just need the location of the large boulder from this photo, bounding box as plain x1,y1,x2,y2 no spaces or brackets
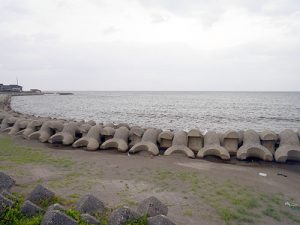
75,194,105,215
108,207,140,225
0,172,15,191
26,184,55,206
0,193,14,215
21,200,44,217
41,210,78,225
137,196,168,217
147,215,176,225
81,213,101,225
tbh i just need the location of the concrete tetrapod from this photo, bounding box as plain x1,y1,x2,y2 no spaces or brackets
20,119,45,139
29,120,64,143
101,126,115,142
259,130,278,155
164,131,195,158
129,128,162,156
220,130,240,156
197,131,230,160
48,122,79,145
116,123,130,130
0,116,18,131
4,118,29,135
237,130,273,161
129,126,144,148
73,125,103,150
187,129,203,152
275,129,300,163
158,131,174,149
101,126,130,152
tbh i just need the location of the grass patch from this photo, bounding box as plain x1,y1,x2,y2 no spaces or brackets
0,196,43,225
0,136,74,168
263,206,281,221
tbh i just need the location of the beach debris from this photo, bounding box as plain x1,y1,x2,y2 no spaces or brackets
108,207,140,225
197,131,230,160
220,130,240,156
75,194,105,215
285,201,300,210
128,126,144,148
237,130,273,161
101,126,130,152
73,124,103,150
275,129,300,163
21,200,44,217
258,173,267,177
26,184,55,206
164,131,195,158
129,128,162,156
277,173,288,177
101,126,115,142
41,210,78,225
158,130,174,149
187,129,203,152
0,172,16,192
29,120,64,143
137,196,168,217
0,193,14,214
147,215,176,225
259,130,278,155
81,213,101,225
48,122,80,145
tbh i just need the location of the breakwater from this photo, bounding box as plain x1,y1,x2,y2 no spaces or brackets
1,94,300,163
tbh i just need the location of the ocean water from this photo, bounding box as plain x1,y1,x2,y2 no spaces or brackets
11,92,300,132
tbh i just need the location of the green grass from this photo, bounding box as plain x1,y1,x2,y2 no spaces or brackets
0,136,74,168
0,196,43,225
148,169,300,225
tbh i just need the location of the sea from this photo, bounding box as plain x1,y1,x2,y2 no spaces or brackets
11,92,300,132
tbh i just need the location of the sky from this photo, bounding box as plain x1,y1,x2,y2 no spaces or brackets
0,0,300,91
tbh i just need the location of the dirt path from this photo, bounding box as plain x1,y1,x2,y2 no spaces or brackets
1,134,300,225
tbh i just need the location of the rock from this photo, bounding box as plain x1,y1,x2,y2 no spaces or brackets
109,207,140,225
137,196,168,217
0,172,16,191
26,184,55,206
75,194,105,215
47,203,67,212
81,213,101,225
0,193,14,215
147,215,176,225
21,200,44,217
1,190,17,202
41,210,78,225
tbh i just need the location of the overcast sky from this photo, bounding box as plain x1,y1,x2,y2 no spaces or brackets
0,0,299,91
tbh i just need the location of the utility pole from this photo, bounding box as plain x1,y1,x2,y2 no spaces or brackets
16,77,18,85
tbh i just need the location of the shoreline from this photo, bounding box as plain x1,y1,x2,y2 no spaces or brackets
1,93,300,164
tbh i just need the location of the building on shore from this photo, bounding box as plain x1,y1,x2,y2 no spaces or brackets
0,84,23,92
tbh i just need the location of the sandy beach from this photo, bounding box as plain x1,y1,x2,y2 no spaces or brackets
1,133,300,225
